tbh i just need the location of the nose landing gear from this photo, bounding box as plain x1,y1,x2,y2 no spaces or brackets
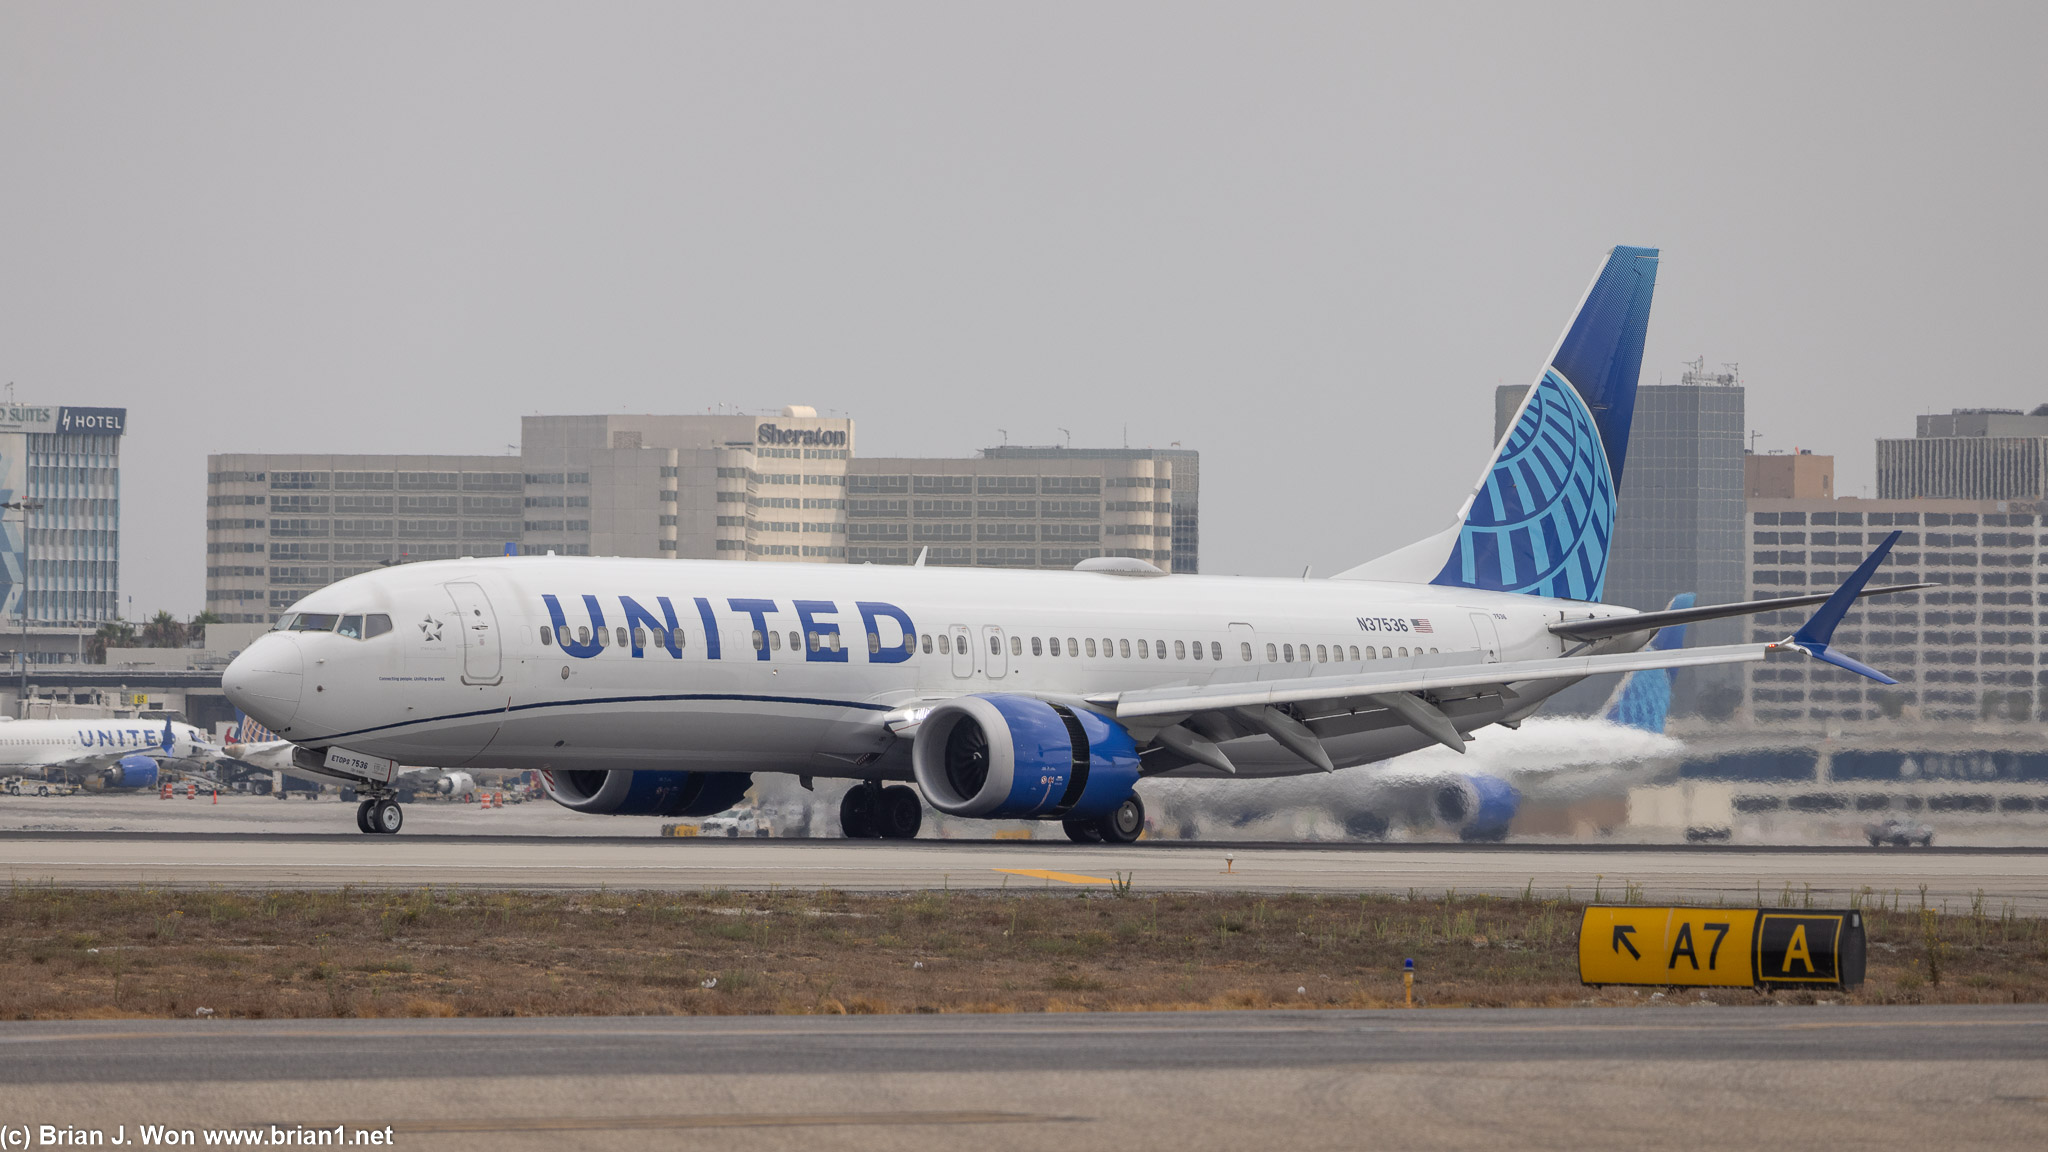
355,795,404,834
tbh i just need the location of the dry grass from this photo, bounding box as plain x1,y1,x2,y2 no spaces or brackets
0,883,2042,1019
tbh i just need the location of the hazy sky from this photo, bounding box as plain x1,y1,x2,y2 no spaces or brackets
4,3,2043,618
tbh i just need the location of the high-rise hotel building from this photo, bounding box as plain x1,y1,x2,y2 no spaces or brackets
0,404,126,630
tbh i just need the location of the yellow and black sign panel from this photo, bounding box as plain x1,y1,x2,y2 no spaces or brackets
1579,906,1758,987
1579,907,1865,990
1755,912,1866,988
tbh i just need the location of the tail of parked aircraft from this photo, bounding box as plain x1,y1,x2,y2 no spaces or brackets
1598,593,1694,734
1338,245,1659,600
229,710,278,746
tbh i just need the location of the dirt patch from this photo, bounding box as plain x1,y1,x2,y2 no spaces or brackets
1,885,2042,1018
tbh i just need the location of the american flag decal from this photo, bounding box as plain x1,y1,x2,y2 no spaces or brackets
1411,618,1434,633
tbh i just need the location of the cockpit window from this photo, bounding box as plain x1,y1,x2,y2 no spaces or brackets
290,613,339,632
364,614,392,638
271,614,296,631
336,615,364,640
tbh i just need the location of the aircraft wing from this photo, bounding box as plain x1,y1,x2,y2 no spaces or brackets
1098,642,1764,720
38,749,150,776
1091,534,1912,775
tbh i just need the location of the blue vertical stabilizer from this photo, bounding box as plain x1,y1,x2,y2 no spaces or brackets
1600,593,1694,734
1426,246,1659,601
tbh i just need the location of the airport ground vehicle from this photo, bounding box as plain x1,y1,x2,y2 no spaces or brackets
1866,817,1935,847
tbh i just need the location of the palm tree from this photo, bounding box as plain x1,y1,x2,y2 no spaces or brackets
141,610,187,649
88,621,137,664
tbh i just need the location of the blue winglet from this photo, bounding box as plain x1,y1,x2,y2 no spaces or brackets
1782,530,1902,685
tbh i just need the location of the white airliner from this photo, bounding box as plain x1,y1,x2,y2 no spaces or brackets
223,246,1928,837
0,716,218,793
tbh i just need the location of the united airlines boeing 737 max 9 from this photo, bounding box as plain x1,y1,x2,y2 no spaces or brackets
222,246,1929,837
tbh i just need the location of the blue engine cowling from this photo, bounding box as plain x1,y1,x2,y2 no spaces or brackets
911,695,1140,820
543,769,754,816
105,754,159,791
1432,774,1522,842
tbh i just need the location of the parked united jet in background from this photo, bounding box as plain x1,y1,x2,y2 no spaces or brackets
224,245,1929,836
1146,598,1696,841
0,717,218,793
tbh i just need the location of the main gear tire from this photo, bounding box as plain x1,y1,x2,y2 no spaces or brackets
1095,795,1145,844
839,784,880,839
878,785,924,840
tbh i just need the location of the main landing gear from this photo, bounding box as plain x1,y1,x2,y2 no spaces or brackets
355,795,404,835
1063,794,1145,845
839,781,923,840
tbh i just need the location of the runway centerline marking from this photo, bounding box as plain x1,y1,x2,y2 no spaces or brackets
996,868,1114,885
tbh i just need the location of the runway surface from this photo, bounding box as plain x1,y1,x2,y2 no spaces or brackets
3,832,2046,910
1,1008,2043,1150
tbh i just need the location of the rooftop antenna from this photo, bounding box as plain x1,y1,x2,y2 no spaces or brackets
1122,424,1128,449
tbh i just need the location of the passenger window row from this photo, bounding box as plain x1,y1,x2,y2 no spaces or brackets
541,625,689,651
538,625,919,657
901,634,1441,665
1263,642,1437,663
530,623,1441,665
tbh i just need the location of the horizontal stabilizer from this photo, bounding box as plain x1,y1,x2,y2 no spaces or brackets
1772,531,1906,685
1551,582,1935,643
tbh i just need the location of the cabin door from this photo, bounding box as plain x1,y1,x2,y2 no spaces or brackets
444,582,504,685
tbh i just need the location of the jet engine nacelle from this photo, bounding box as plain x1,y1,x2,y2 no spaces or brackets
1432,774,1522,842
104,754,160,791
434,771,477,799
541,769,754,817
911,694,1140,820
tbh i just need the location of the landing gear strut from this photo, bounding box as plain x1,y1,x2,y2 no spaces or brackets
1064,794,1145,844
839,782,923,840
355,796,403,834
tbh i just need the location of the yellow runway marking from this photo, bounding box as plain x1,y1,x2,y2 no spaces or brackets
995,868,1114,885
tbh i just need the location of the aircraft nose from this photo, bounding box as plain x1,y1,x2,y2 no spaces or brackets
223,634,304,729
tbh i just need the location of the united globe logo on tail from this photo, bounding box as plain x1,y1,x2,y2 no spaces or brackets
1432,367,1616,600
1429,245,1659,603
